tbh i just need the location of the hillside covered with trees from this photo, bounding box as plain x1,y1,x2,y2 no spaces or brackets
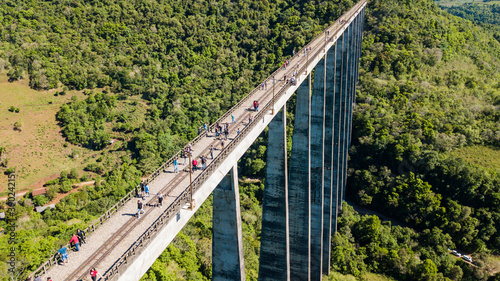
0,0,500,280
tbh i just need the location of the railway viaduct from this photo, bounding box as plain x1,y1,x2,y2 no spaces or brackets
33,1,367,280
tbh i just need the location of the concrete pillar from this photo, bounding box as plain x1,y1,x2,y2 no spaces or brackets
332,30,346,225
310,57,325,281
322,46,337,275
342,18,359,205
339,24,352,207
213,165,245,281
289,73,311,281
258,106,290,281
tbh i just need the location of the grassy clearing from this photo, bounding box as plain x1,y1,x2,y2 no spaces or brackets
0,74,130,195
450,146,500,172
486,255,500,274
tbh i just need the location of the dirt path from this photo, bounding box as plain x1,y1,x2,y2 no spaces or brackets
0,180,96,203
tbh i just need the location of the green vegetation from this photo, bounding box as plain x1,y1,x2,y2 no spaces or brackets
56,93,116,149
434,0,500,7
1,0,500,280
348,0,500,279
0,163,141,278
440,3,500,26
450,146,500,171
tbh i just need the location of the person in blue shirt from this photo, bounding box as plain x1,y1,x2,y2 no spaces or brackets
173,159,178,173
144,185,150,197
58,245,69,265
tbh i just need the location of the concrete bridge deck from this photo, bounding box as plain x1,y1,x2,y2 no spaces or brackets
35,1,366,280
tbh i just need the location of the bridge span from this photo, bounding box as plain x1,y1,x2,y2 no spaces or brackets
33,1,366,280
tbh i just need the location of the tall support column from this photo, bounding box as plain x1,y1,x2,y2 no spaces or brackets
333,27,346,222
258,106,290,281
350,8,365,148
341,20,356,204
310,57,326,281
322,45,337,275
289,74,311,281
213,165,245,281
339,23,352,208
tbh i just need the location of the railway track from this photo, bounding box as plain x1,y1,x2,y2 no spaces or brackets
51,11,352,280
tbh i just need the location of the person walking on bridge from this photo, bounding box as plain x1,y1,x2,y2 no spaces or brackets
201,156,207,170
58,245,69,265
137,200,145,219
253,100,259,111
192,158,198,171
157,192,163,208
76,228,86,244
89,267,103,281
140,181,145,197
69,233,80,251
210,145,214,159
173,159,178,173
144,184,150,197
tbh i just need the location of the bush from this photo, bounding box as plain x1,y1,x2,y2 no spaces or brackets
33,195,49,206
46,186,58,200
14,108,20,113
80,174,90,182
44,179,60,186
59,182,72,193
69,168,79,179
8,106,15,112
4,167,15,175
84,163,105,174
13,121,22,131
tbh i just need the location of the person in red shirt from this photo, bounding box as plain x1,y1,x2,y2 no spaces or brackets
192,159,198,171
89,267,103,281
69,233,80,251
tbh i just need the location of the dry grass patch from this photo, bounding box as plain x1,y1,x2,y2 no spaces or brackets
450,146,500,172
0,75,126,195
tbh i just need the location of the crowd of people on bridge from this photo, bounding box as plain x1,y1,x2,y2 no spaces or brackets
32,38,333,280
31,226,105,281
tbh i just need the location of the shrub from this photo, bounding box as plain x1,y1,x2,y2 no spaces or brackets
4,167,15,175
69,168,78,179
13,121,22,131
33,195,49,206
84,163,105,174
59,182,72,193
14,108,20,113
80,173,90,182
8,106,15,112
44,179,60,186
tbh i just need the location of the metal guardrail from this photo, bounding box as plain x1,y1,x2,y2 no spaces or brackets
29,0,367,279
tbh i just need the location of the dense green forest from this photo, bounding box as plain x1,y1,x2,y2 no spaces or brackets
1,0,500,280
441,4,500,26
